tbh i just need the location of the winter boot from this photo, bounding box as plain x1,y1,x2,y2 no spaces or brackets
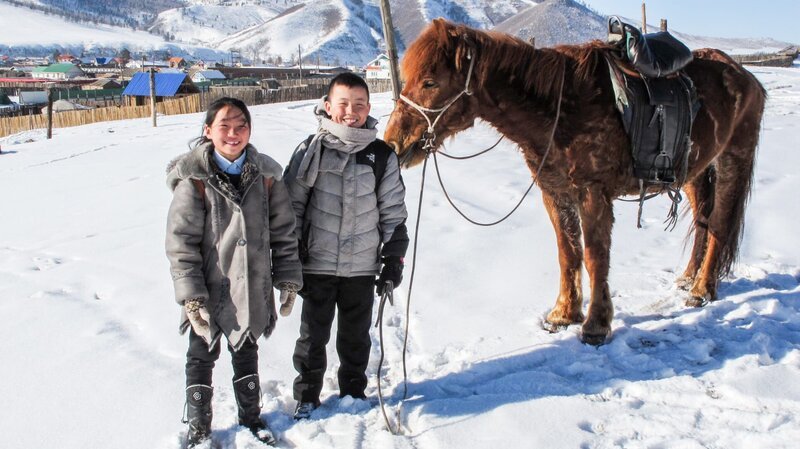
293,401,319,420
233,374,276,446
183,384,213,448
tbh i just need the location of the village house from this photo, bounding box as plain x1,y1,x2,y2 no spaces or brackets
56,54,78,64
191,69,227,83
168,57,188,69
125,60,170,70
122,72,199,106
365,54,391,80
31,63,85,80
82,78,123,90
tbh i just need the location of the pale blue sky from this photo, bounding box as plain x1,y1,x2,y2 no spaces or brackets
580,0,799,44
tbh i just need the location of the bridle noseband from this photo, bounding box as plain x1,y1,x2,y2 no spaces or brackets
398,50,476,150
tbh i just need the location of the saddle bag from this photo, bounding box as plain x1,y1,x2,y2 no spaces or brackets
609,68,696,183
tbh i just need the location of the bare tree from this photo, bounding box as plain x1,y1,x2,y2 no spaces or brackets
245,37,271,65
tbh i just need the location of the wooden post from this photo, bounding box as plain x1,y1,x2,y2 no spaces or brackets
660,19,668,32
641,1,647,33
149,68,157,127
46,83,54,139
298,45,303,84
378,0,401,102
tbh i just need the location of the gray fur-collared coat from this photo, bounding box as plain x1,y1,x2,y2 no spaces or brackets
166,142,302,351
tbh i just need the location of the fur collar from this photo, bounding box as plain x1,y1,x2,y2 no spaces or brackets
166,142,283,193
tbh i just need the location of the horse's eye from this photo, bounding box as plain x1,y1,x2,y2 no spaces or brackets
422,80,438,89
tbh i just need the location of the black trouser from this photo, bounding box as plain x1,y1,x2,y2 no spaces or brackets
185,328,259,387
292,274,375,402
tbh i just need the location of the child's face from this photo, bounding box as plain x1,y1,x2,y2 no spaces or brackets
203,105,251,161
325,84,371,128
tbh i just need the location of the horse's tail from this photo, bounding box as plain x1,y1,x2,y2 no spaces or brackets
715,67,767,279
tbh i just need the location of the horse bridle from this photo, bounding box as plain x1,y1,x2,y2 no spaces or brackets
398,50,476,151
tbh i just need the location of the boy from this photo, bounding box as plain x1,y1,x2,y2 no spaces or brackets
283,73,409,419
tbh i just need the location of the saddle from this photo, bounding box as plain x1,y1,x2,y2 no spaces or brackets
606,16,699,228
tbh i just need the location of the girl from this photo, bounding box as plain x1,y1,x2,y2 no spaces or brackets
166,97,301,447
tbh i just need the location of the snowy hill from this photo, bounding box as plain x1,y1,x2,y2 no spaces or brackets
0,0,795,66
0,62,799,449
149,2,285,46
494,0,605,47
494,0,793,53
0,1,228,60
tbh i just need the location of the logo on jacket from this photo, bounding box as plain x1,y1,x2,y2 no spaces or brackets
366,152,376,163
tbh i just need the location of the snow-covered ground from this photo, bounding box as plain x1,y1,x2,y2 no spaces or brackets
1,62,798,449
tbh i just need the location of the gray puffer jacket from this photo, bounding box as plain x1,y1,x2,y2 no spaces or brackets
165,142,302,350
284,138,408,277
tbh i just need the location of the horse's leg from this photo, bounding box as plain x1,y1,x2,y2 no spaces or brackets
541,191,585,329
676,167,716,290
578,187,615,345
687,147,756,307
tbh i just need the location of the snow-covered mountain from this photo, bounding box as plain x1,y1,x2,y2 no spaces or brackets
0,1,228,61
0,0,794,65
149,2,285,46
494,0,606,47
494,0,793,54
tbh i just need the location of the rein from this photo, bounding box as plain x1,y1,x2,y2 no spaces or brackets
423,63,566,227
374,153,430,435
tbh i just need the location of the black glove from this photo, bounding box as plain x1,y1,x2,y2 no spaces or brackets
376,256,404,295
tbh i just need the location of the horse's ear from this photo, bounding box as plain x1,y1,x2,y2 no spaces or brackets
433,17,448,32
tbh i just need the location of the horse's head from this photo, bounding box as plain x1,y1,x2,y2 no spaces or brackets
385,19,482,168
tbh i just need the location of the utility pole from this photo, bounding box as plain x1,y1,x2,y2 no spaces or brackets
378,0,401,101
298,45,303,84
641,1,647,33
45,82,54,139
149,68,157,127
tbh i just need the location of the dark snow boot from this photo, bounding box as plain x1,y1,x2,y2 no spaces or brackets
183,384,213,448
233,374,276,446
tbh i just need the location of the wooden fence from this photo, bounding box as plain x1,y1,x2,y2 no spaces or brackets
0,95,203,138
0,80,397,139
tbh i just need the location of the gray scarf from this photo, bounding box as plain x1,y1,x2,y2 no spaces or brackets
295,96,379,187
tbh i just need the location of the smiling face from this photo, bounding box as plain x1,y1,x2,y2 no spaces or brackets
325,84,371,128
203,105,251,161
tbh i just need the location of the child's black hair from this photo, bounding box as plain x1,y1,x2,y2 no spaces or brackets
191,97,251,148
327,72,370,100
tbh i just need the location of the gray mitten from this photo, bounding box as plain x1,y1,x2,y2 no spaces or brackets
277,282,300,317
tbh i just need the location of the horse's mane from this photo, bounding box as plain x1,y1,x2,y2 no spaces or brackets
403,20,611,102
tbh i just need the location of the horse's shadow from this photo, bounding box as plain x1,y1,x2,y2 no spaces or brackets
392,272,800,420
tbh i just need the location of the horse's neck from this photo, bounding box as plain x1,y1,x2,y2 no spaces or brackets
476,47,566,158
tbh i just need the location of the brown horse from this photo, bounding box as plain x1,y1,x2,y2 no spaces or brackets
384,19,766,345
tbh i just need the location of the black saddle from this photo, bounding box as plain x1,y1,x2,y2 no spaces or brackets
608,16,693,78
605,16,700,228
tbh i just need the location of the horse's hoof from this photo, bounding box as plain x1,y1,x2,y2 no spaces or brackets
580,330,610,346
685,296,708,308
541,320,570,333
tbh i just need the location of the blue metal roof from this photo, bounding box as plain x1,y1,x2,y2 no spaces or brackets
122,72,187,96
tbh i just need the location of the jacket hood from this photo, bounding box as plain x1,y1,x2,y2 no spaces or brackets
166,141,284,191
